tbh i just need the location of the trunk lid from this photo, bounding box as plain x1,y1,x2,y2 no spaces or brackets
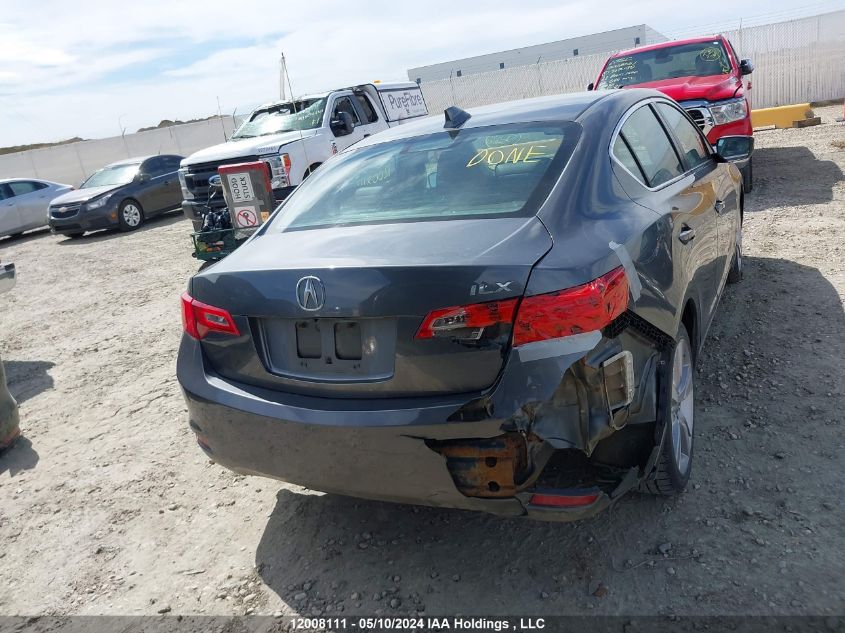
191,217,552,398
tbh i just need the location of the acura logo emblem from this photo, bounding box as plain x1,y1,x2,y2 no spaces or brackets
296,276,325,311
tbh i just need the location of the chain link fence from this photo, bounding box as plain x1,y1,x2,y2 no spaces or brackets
420,10,845,114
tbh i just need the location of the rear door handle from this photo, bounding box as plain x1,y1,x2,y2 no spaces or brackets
714,199,726,213
679,225,696,244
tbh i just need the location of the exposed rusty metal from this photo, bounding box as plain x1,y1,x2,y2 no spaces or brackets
428,433,530,498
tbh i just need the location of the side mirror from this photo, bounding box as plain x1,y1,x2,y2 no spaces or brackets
739,59,754,76
330,111,355,136
136,173,150,184
587,82,594,91
715,135,754,162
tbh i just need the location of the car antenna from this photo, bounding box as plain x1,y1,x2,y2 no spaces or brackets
444,106,471,129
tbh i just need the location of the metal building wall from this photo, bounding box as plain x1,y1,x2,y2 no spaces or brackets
408,24,664,83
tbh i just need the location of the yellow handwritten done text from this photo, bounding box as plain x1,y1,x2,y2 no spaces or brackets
466,144,551,168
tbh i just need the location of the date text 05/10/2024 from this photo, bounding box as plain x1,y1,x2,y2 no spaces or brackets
290,617,547,631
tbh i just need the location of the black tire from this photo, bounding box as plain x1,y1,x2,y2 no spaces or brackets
118,199,144,232
303,163,322,180
727,236,743,284
640,323,695,495
741,158,753,193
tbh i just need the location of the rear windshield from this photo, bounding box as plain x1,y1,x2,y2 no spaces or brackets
269,122,580,232
597,40,732,89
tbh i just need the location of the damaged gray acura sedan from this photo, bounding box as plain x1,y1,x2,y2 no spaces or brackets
177,88,750,521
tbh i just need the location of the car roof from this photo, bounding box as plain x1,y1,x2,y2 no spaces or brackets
0,177,66,185
102,155,179,168
353,90,653,148
609,35,728,59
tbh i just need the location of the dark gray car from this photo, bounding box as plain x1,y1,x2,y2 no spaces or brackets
177,89,749,521
48,155,183,237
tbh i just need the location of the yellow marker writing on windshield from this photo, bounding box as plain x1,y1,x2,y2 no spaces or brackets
466,144,550,167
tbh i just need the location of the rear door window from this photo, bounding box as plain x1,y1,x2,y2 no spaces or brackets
8,181,45,196
655,103,711,169
271,122,581,231
355,95,379,123
619,106,684,188
612,135,647,185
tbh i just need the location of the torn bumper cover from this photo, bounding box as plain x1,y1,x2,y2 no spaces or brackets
178,301,655,520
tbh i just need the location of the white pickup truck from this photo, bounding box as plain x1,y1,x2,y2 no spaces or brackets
179,82,428,229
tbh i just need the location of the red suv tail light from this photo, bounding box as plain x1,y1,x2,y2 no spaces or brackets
513,266,628,346
181,292,240,340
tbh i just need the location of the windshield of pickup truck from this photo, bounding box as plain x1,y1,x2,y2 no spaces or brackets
269,122,580,232
597,40,732,89
232,98,327,139
81,163,140,188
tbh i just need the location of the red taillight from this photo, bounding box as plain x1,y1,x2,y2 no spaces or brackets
513,266,628,347
281,153,292,178
529,491,600,507
181,292,240,340
415,298,518,340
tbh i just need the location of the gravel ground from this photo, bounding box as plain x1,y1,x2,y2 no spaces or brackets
0,105,843,618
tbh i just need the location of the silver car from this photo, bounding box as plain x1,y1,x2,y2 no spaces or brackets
0,178,73,238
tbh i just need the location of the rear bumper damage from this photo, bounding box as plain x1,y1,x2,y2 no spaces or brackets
178,306,668,520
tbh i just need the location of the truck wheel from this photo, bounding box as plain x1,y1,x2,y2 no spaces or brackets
303,163,322,180
741,158,753,193
118,200,144,232
640,323,695,495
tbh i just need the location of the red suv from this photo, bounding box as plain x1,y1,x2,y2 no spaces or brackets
592,35,754,191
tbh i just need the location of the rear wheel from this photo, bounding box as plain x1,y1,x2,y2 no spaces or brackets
640,323,695,495
118,200,144,232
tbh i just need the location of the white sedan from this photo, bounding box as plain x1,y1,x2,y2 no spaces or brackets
0,178,73,239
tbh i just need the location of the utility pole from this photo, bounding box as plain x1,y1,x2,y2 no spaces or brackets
118,113,130,157
280,53,287,101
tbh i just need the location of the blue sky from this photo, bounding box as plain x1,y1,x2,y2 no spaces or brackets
0,0,841,146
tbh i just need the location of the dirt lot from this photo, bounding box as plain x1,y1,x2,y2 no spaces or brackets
0,106,843,618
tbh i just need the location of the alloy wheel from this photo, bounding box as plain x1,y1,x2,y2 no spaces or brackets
670,337,694,474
